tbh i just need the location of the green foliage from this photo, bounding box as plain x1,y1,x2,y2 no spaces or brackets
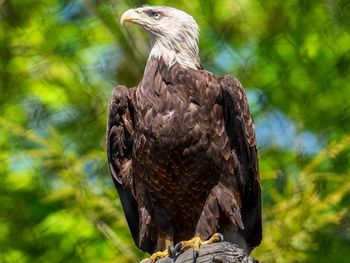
0,0,349,262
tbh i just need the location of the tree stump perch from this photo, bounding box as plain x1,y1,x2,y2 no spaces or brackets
144,242,257,263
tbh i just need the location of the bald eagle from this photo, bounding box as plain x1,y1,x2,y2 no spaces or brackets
107,5,262,262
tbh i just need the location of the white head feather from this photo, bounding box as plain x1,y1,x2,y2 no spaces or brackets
121,6,201,69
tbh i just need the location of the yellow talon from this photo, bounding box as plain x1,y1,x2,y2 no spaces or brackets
178,236,202,251
203,233,224,245
174,233,224,254
140,249,169,263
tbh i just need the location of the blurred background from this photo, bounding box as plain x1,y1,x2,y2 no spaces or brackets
1,0,350,262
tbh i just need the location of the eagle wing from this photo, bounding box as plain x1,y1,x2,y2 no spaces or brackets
106,86,139,244
221,76,262,249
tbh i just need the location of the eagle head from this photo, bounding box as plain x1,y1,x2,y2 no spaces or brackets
120,6,201,69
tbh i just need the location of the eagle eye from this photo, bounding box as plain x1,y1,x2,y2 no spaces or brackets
151,12,163,20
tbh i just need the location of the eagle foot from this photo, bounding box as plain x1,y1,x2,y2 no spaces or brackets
173,233,224,261
140,246,175,263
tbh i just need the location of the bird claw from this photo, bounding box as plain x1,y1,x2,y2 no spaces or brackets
141,234,224,262
140,247,172,263
174,242,182,253
173,233,224,261
167,245,176,258
211,233,224,243
193,249,199,263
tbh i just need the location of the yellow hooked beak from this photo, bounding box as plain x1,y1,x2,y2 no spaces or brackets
120,8,143,26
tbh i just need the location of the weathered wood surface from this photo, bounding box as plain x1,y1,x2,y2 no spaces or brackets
144,242,258,263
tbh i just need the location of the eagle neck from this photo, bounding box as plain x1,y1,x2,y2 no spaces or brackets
147,36,201,70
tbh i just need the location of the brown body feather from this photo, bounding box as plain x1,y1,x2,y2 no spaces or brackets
107,58,261,253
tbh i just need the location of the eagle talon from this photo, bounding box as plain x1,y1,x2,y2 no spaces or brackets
173,233,224,258
218,233,224,242
140,248,169,263
193,249,199,263
210,233,224,243
202,232,224,245
174,242,182,254
173,236,202,257
168,245,175,258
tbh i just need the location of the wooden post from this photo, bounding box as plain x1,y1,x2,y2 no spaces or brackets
147,242,258,263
